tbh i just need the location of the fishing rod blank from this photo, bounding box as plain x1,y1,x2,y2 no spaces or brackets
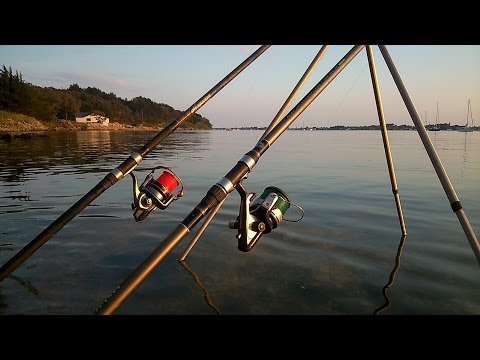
95,45,365,315
378,45,480,264
0,45,271,282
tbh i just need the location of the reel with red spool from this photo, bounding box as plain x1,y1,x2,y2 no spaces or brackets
130,166,184,222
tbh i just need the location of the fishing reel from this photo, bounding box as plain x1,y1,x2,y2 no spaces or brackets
130,166,184,222
228,182,303,252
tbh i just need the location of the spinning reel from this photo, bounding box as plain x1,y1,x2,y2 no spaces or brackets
229,181,303,252
130,166,184,222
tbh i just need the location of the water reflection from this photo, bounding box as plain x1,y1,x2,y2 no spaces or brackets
1,131,478,314
76,131,111,151
461,132,468,179
0,130,212,182
0,274,40,313
9,274,40,298
373,235,407,315
179,260,221,315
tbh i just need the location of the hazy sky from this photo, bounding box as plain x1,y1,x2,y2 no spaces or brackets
1,45,478,128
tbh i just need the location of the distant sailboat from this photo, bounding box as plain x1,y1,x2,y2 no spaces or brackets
429,102,441,131
457,99,474,132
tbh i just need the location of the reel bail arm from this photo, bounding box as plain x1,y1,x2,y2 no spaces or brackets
229,181,265,252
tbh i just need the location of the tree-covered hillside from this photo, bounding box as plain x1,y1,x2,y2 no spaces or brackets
0,65,212,129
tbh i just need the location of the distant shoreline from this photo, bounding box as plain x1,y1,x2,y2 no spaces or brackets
1,114,477,137
0,118,210,136
0,110,213,135
215,124,479,131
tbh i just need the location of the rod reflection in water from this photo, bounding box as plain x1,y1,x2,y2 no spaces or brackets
179,260,221,315
9,274,40,298
1,273,40,313
1,244,40,298
374,235,407,315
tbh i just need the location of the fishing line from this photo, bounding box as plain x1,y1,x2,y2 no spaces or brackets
236,48,278,127
332,54,370,116
256,194,304,222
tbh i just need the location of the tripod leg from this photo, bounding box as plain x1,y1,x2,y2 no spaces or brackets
366,45,407,236
379,45,480,264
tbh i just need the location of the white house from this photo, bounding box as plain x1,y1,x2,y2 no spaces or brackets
75,112,109,126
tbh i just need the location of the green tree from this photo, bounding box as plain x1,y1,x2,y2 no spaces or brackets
56,92,81,120
68,83,82,92
0,70,213,129
0,65,32,113
28,86,60,121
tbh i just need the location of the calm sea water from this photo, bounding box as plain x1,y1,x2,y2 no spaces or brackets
0,130,478,315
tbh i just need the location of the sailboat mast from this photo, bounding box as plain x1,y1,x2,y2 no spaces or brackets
470,100,474,127
466,99,471,126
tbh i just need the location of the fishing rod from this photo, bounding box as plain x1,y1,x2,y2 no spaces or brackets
179,44,329,261
95,45,365,315
0,45,271,282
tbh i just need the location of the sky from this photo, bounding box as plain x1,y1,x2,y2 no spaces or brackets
1,45,479,128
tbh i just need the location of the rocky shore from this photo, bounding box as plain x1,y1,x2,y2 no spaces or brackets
0,117,49,132
0,118,171,141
